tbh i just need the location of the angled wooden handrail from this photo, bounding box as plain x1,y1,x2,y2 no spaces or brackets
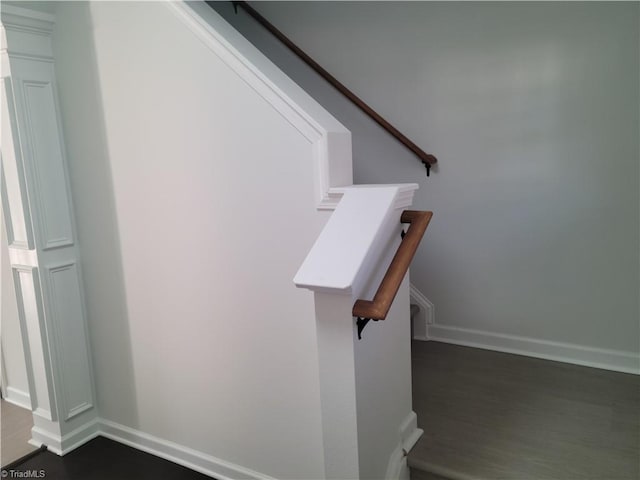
229,1,438,174
353,210,432,321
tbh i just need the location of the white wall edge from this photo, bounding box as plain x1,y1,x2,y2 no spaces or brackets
427,323,640,375
99,419,277,480
4,386,31,410
167,1,352,210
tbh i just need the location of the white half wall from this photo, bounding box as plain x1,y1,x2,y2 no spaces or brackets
295,185,423,479
216,1,640,367
50,1,355,478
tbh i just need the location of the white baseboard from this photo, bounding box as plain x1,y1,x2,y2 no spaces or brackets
399,411,423,454
385,411,423,480
99,419,276,480
30,418,101,455
408,284,640,375
55,417,419,480
385,445,409,480
409,284,433,341
28,417,277,478
4,386,31,410
427,323,640,375
38,415,424,480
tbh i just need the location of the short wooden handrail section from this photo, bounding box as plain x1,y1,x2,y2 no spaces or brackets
353,210,432,321
228,1,438,174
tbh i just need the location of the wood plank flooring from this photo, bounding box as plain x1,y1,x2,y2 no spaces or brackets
3,344,638,479
1,399,37,466
2,436,213,480
408,341,640,480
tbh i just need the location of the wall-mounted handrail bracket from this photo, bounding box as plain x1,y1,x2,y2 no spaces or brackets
356,317,377,340
356,317,369,339
353,210,432,339
226,1,438,176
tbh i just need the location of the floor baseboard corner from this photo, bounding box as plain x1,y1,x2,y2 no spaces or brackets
427,323,640,375
4,387,31,410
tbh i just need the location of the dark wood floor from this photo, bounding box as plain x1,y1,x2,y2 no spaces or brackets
4,343,638,480
408,341,640,480
2,437,213,480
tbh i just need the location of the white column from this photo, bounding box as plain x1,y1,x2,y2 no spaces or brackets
1,5,98,454
294,184,423,479
313,291,360,479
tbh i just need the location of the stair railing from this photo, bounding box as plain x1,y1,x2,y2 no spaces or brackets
226,1,438,176
354,210,432,338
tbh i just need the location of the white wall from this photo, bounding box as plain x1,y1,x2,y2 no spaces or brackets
216,2,640,362
51,2,337,477
52,0,139,430
1,205,31,407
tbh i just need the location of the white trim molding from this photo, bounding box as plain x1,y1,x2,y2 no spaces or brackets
409,283,434,341
29,415,282,477
40,414,420,480
167,1,352,210
408,284,640,374
2,3,99,457
399,411,423,456
385,411,424,480
4,386,31,410
385,445,408,480
427,323,640,375
99,420,277,480
31,418,100,456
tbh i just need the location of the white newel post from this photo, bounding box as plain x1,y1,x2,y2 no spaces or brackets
295,184,424,480
1,6,99,454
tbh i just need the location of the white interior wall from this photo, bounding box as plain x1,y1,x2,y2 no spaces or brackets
216,1,640,360
51,2,334,477
52,0,138,429
1,205,31,407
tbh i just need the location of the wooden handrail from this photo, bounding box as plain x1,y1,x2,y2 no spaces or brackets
353,210,432,321
229,1,438,173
